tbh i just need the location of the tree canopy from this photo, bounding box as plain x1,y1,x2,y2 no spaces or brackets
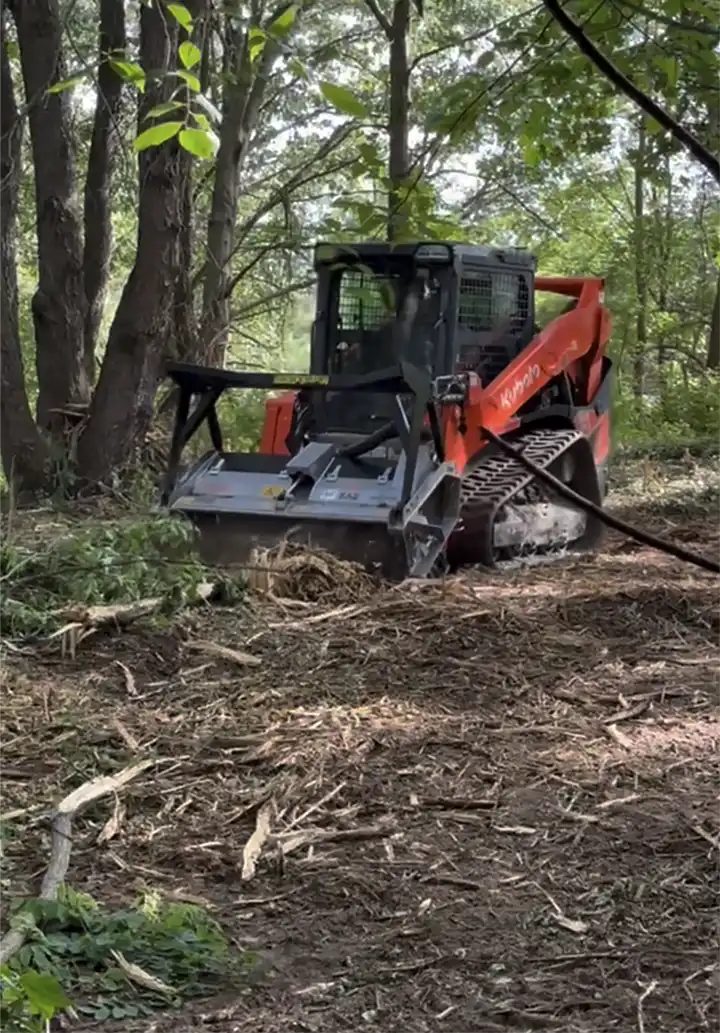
1,0,718,494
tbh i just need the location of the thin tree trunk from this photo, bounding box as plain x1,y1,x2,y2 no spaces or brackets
9,0,90,435
707,269,720,370
362,0,412,241
387,0,410,241
702,99,718,371
0,17,50,495
172,153,197,360
633,120,647,399
171,0,208,363
76,1,183,483
200,2,293,365
83,0,126,383
655,157,672,369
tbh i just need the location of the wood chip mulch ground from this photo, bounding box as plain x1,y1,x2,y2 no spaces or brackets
2,488,719,1032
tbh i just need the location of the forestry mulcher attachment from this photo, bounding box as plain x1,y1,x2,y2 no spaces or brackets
162,241,613,579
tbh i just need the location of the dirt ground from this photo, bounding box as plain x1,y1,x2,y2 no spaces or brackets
2,455,719,1032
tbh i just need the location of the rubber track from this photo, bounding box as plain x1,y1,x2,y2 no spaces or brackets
452,427,585,568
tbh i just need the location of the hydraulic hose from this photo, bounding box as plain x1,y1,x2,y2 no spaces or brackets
338,420,397,459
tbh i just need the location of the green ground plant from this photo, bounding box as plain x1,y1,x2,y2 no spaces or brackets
0,965,71,1032
0,515,208,640
1,886,246,1028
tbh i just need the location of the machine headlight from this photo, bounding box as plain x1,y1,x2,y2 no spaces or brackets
414,244,452,263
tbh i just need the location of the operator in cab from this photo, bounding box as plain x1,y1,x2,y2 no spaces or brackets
334,270,440,376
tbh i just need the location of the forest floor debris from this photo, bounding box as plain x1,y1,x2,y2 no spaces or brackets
1,457,719,1031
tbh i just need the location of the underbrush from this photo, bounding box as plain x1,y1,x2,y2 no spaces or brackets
1,886,247,1030
612,372,720,450
0,515,212,640
177,390,266,462
216,390,267,452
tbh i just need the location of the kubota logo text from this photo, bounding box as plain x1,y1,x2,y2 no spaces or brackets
500,364,541,409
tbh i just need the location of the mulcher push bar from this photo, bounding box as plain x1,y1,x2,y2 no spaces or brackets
165,359,433,398
162,359,443,507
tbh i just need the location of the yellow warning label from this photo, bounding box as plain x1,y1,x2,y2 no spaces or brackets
271,374,329,387
261,485,284,498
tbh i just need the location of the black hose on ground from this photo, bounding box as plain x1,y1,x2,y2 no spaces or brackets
482,427,720,575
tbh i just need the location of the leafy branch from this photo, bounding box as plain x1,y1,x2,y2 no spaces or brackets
409,5,544,71
231,276,316,319
542,0,720,182
614,0,719,37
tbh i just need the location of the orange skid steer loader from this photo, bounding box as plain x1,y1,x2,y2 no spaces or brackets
162,241,613,579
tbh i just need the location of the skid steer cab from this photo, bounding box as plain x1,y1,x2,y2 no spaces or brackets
162,240,614,580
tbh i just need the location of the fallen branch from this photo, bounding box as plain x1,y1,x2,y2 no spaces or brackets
0,760,154,965
279,821,394,856
43,583,217,657
53,598,163,627
55,581,216,629
185,638,262,668
241,800,275,881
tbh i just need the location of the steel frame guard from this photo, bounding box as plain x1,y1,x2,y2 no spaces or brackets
161,360,444,513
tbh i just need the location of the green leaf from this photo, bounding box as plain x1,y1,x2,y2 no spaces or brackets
319,81,369,119
289,57,309,81
109,59,146,92
652,55,678,89
47,74,86,95
145,100,184,119
191,110,211,132
167,3,193,32
520,134,542,167
178,127,218,159
645,116,664,135
175,69,201,91
179,40,202,70
248,27,266,62
134,121,183,151
269,4,297,36
19,971,71,1019
357,141,380,167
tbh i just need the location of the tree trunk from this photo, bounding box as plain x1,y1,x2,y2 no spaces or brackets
9,0,90,434
200,3,291,365
170,0,208,363
387,0,411,241
707,269,720,370
0,18,51,495
172,152,198,360
83,0,126,383
655,157,672,369
632,120,647,399
702,100,718,373
76,1,183,483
